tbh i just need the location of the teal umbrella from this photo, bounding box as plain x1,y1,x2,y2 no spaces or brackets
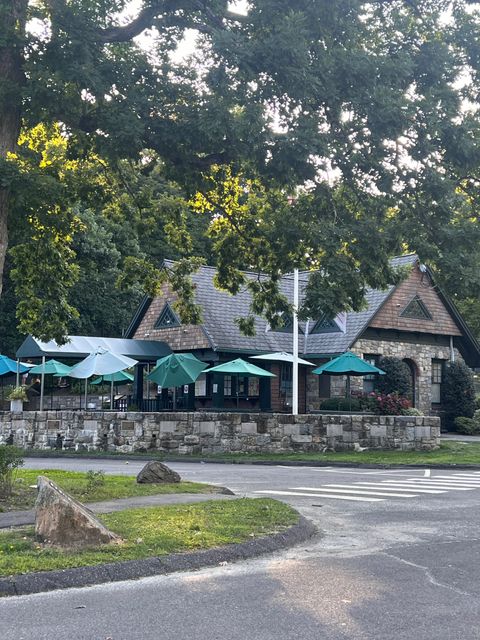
29,359,72,376
91,371,134,384
0,355,32,376
147,353,207,409
312,352,386,376
204,358,276,378
28,359,72,411
312,351,385,403
203,358,275,408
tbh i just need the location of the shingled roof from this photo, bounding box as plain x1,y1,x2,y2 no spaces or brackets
127,254,420,356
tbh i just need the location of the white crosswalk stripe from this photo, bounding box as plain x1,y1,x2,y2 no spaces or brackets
255,472,480,503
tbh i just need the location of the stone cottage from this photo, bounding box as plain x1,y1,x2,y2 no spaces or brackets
126,254,480,415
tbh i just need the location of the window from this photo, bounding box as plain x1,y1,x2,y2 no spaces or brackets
195,374,207,397
270,313,304,334
280,363,293,407
431,360,443,404
248,377,259,396
154,303,181,329
363,355,379,394
400,296,432,321
310,315,342,334
224,375,232,396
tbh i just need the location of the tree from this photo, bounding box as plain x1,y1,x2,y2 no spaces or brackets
3,2,480,339
375,357,412,398
443,361,476,429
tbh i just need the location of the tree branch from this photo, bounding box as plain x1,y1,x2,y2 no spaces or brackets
96,2,166,43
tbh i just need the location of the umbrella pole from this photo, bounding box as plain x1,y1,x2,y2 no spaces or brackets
110,379,114,411
39,356,46,412
84,378,88,410
237,374,239,409
173,386,176,411
16,359,19,387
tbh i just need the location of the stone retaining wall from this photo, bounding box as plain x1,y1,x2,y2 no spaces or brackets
0,411,440,453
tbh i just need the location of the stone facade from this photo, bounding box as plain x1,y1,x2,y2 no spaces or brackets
306,338,463,413
0,410,440,453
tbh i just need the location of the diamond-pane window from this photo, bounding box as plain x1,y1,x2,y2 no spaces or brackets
154,303,181,329
310,315,342,334
270,313,304,334
400,296,432,321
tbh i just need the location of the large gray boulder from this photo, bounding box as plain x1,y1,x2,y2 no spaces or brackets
35,476,121,548
136,461,181,484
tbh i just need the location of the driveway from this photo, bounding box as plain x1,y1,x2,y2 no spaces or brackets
2,458,480,639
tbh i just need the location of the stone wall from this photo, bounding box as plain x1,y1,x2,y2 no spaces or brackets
0,411,440,453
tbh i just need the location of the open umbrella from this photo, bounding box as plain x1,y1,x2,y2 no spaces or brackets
91,371,134,384
29,359,72,411
147,353,207,409
312,351,385,405
0,355,32,376
69,349,138,409
251,352,316,366
203,358,276,408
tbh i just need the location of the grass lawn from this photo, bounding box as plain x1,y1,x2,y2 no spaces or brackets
0,469,220,512
177,441,480,465
25,440,480,466
0,498,298,577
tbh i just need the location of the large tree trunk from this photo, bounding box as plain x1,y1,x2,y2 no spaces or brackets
0,0,28,297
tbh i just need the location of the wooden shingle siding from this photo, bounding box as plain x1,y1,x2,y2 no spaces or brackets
133,284,211,351
369,264,462,336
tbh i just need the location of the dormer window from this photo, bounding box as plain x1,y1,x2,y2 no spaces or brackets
270,313,304,334
310,315,342,334
400,295,432,321
154,303,181,329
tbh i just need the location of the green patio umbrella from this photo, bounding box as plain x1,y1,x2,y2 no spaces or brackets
91,371,134,384
203,358,276,408
312,351,385,404
147,353,207,409
28,359,72,411
29,359,72,376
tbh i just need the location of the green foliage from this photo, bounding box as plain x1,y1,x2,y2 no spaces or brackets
454,416,480,435
84,470,106,494
0,445,23,498
443,361,476,428
401,408,424,417
375,357,413,397
2,1,480,340
7,386,28,401
320,397,363,412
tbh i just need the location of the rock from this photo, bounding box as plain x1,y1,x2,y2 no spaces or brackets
136,461,181,484
35,476,121,548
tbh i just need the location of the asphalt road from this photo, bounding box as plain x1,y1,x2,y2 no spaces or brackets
2,458,480,639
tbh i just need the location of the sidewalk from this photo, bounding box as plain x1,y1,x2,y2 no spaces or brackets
441,433,480,443
0,493,236,529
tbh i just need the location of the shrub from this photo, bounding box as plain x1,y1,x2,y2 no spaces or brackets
401,407,423,416
443,361,476,429
475,395,480,410
0,445,24,498
454,416,480,435
7,386,28,402
375,357,412,397
85,469,106,494
320,397,362,411
369,392,411,416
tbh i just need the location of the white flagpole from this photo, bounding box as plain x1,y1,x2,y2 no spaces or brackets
39,355,45,412
292,268,299,415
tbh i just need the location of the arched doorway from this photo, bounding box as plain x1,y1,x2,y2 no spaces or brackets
403,359,418,407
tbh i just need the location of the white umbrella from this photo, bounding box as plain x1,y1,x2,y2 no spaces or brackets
68,349,138,409
250,352,316,366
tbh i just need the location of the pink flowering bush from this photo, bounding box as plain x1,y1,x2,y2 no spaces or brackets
367,392,411,415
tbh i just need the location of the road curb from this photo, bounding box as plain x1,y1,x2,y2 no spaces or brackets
0,515,316,598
